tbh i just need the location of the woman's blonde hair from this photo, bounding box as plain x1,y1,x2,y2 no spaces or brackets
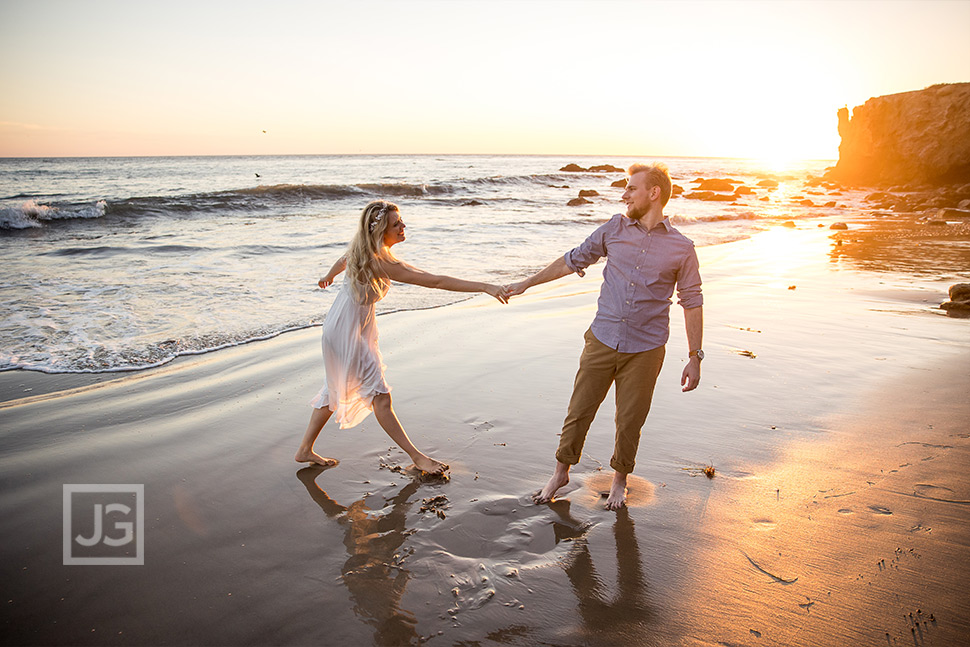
345,200,399,304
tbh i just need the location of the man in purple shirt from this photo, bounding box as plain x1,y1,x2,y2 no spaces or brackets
508,162,704,510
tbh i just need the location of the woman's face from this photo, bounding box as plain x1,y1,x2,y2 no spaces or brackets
382,211,406,247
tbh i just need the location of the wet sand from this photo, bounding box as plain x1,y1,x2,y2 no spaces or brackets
1,215,968,646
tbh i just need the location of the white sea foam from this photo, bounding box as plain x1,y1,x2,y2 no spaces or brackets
0,199,106,229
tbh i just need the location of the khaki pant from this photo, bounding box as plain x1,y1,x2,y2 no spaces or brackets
556,328,665,474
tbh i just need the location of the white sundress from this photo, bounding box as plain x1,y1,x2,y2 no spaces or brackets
309,278,390,428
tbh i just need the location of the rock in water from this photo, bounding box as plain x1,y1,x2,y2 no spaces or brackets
695,178,737,192
827,83,970,186
949,283,970,302
940,282,970,317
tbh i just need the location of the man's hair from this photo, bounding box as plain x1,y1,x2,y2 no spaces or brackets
628,162,672,207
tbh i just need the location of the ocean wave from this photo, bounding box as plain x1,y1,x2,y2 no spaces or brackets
235,182,454,199
669,212,764,224
0,200,106,229
96,182,456,220
0,293,470,375
466,172,616,188
36,241,343,259
0,323,322,374
38,244,213,257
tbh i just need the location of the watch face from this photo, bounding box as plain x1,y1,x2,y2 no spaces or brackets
695,350,705,360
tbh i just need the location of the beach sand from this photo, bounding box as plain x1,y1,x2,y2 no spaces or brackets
1,215,968,646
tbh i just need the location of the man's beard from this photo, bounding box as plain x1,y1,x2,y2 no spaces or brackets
626,203,646,220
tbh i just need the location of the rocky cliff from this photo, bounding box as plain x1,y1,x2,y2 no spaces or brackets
827,83,970,187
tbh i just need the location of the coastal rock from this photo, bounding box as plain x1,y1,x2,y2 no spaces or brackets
757,179,780,188
830,222,849,230
672,184,684,195
695,178,736,192
734,186,755,195
949,283,970,301
611,179,627,188
827,83,970,186
684,191,736,202
936,208,970,219
578,189,599,197
561,164,588,173
567,197,592,206
941,301,970,315
462,200,484,206
941,283,970,317
588,164,624,173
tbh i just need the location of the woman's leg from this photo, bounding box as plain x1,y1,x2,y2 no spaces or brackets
372,392,448,474
295,405,339,467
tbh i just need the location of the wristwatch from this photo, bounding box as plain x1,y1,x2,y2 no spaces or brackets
689,349,705,360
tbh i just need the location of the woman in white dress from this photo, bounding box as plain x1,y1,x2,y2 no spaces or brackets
295,200,509,474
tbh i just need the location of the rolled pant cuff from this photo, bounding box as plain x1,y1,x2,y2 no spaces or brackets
555,451,581,466
610,458,635,474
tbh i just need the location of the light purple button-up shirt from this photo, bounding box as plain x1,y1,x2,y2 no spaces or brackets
564,214,703,353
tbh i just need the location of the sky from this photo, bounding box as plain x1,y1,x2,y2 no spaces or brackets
1,0,968,160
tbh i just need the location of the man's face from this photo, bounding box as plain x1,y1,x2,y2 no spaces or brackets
621,172,657,220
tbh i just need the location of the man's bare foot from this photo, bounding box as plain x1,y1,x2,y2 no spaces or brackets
294,449,338,468
412,454,449,475
533,462,570,504
604,472,628,510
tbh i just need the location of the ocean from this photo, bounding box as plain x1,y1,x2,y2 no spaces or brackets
0,154,842,374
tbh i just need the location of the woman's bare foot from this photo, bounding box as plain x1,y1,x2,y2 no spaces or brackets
294,449,339,468
533,461,571,504
412,454,449,475
604,471,628,510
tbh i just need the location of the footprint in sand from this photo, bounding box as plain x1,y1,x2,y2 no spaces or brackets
914,483,955,495
868,505,893,515
752,518,776,530
838,508,853,514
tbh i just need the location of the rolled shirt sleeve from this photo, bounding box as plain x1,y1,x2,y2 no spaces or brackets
564,221,608,273
676,244,704,309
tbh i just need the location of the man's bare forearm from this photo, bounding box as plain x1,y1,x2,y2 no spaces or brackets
513,256,578,294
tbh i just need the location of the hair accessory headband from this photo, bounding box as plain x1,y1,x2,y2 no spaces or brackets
369,203,389,232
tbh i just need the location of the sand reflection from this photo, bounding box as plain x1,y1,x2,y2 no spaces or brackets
548,500,654,645
829,216,970,277
297,466,420,646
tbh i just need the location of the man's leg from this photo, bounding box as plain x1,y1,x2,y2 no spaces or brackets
605,345,665,510
535,329,616,503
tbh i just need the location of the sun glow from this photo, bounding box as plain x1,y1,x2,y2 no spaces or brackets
1,1,968,158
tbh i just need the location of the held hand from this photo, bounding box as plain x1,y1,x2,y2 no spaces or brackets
485,284,510,304
681,358,701,392
505,281,529,297
318,277,334,289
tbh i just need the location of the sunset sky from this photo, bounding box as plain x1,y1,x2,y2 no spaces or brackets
1,0,968,160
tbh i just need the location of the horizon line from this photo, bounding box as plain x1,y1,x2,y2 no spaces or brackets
0,152,839,163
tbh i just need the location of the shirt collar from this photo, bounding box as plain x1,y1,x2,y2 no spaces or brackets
621,214,671,232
